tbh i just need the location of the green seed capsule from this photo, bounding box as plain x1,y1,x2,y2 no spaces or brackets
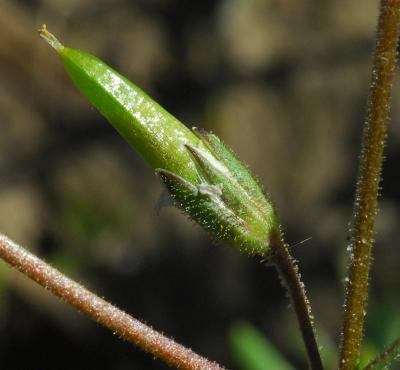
38,25,200,184
39,25,277,255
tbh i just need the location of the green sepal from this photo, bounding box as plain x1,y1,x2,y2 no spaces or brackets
38,27,276,256
155,169,268,255
188,128,277,246
185,143,267,220
192,127,271,209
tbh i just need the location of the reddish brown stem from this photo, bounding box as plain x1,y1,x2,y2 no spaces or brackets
269,228,323,370
364,337,400,370
0,234,224,370
339,1,400,369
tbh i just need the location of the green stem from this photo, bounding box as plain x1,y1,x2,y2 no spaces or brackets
0,234,224,370
339,1,400,369
269,228,323,370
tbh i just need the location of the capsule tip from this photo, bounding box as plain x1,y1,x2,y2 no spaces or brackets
38,24,64,53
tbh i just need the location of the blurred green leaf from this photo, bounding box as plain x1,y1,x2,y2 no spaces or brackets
358,301,400,368
363,338,400,370
229,321,294,370
358,342,379,369
368,302,400,347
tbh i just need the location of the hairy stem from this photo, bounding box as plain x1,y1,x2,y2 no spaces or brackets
339,1,400,369
364,338,400,370
0,234,224,370
268,228,323,370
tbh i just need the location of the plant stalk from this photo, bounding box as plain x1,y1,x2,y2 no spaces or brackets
364,337,400,370
339,1,400,369
268,228,323,370
0,234,224,370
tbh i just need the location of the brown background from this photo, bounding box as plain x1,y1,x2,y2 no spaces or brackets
0,1,399,369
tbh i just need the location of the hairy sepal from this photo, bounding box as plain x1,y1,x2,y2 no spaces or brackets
156,128,277,256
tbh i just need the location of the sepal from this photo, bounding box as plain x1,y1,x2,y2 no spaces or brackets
155,168,267,255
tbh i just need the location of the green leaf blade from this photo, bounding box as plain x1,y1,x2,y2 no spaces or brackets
229,321,294,370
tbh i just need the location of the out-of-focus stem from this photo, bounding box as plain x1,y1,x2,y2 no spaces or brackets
364,338,400,370
339,1,400,369
0,234,224,370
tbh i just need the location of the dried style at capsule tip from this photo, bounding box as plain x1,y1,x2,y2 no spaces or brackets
38,25,277,256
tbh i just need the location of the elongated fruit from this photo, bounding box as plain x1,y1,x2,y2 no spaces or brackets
38,25,277,255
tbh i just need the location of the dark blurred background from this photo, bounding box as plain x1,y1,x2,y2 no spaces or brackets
0,1,399,369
